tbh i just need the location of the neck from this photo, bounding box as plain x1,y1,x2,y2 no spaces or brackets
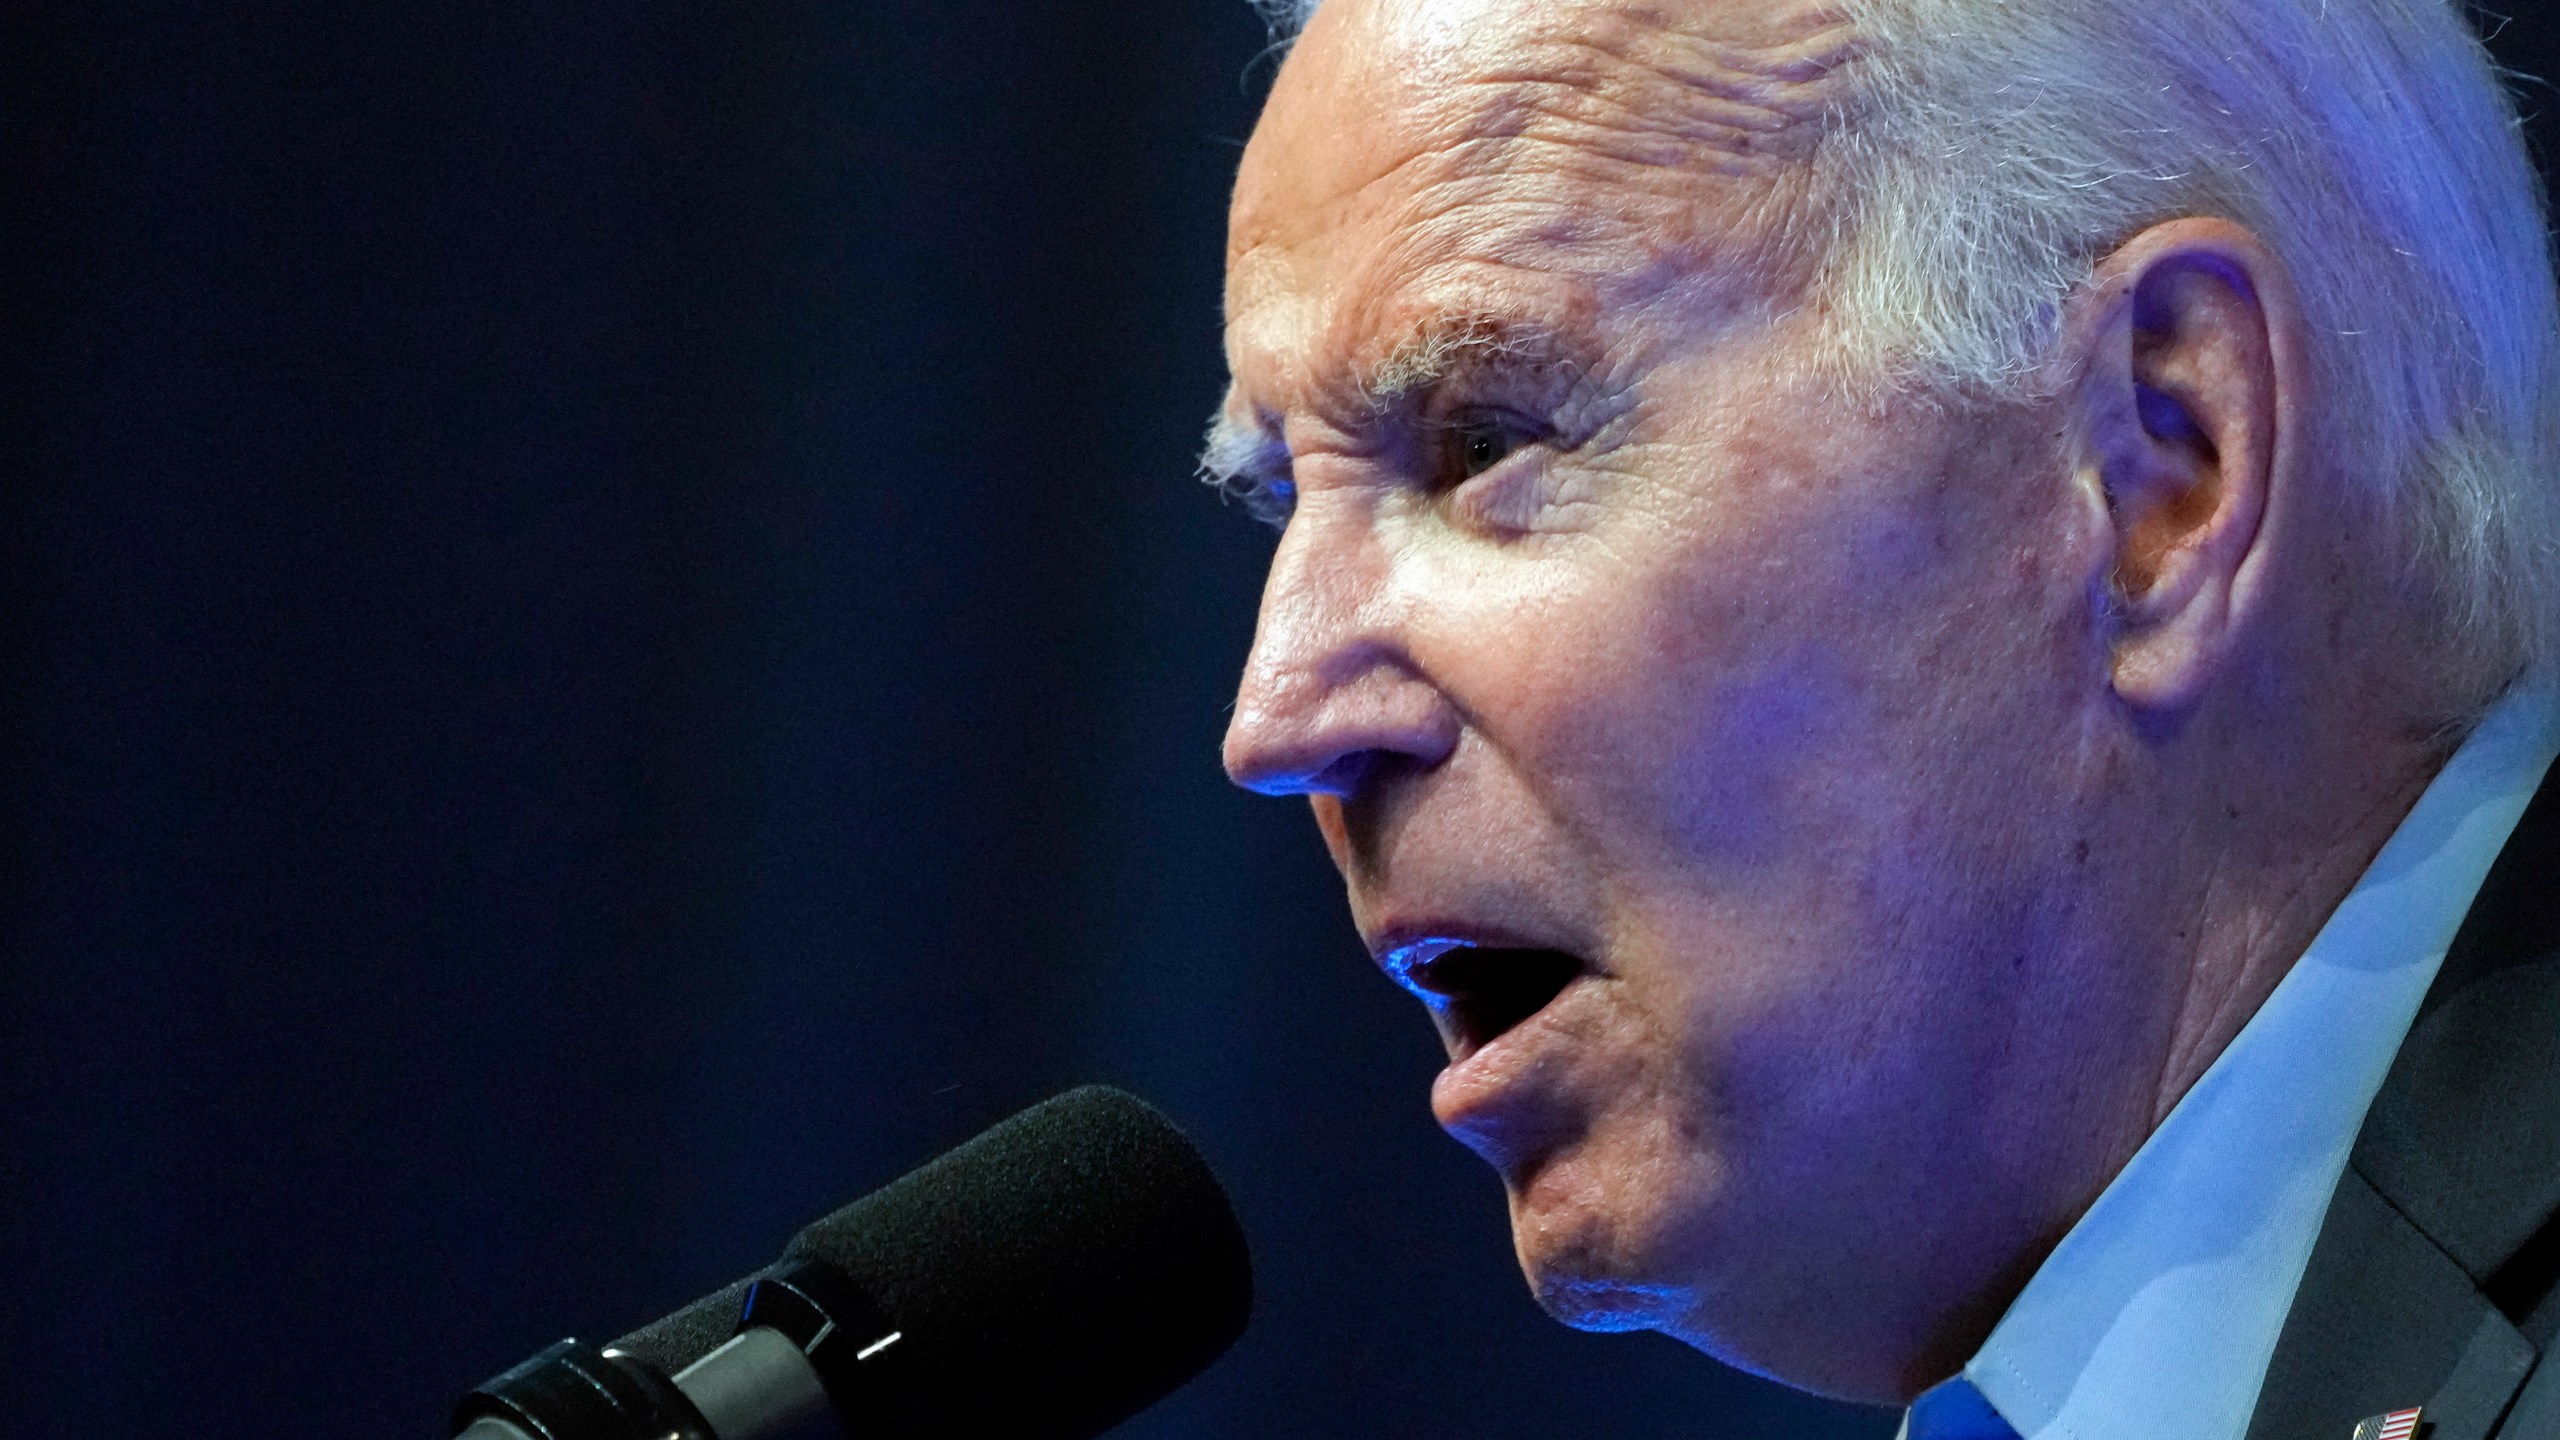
1889,670,2445,1399
2130,674,2446,1130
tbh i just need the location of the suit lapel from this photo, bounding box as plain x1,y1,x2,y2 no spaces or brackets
2243,1168,2533,1440
2246,767,2560,1440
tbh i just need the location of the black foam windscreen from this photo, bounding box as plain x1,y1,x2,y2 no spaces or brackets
608,1086,1252,1439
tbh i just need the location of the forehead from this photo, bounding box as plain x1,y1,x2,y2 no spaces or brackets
1226,0,1858,396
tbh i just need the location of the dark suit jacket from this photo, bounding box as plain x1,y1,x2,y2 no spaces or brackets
2245,767,2560,1440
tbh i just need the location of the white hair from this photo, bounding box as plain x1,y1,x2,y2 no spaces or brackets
1259,0,2560,719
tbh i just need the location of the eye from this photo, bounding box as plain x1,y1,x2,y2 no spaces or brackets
1460,425,1510,477
1440,412,1540,487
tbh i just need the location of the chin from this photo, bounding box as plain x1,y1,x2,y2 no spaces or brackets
1528,1272,1692,1333
1517,1188,1927,1403
1509,1179,1703,1336
1503,1158,1846,1393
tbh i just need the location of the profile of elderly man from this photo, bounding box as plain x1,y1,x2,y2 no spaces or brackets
1202,0,2560,1436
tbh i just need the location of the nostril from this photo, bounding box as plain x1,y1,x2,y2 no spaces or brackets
1220,652,1462,796
1226,740,1348,797
1223,718,1387,797
1304,750,1378,797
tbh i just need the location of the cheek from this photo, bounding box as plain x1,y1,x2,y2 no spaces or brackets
1312,796,1395,937
1310,795,1352,871
1500,438,2069,882
1471,524,1894,877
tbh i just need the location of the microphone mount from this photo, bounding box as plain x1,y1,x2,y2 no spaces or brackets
454,1258,909,1440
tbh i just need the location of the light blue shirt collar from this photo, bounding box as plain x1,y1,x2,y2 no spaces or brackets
1938,680,2560,1440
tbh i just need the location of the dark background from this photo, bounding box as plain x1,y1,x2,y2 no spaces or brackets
2,5,2553,1438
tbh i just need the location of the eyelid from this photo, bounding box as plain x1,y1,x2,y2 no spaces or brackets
1423,402,1551,446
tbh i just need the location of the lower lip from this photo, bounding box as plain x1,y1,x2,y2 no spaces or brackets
1428,975,1592,1132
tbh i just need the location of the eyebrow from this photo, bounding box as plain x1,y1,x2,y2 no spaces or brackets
1198,311,1597,527
1358,311,1591,412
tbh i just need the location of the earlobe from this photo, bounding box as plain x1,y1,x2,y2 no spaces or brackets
2072,222,2287,715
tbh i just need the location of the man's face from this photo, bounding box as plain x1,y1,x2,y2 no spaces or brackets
1217,0,2179,1400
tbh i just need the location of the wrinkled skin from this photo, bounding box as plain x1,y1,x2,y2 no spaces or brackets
1214,0,2444,1405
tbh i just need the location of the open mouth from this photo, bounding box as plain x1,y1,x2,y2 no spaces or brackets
1395,945,1586,1060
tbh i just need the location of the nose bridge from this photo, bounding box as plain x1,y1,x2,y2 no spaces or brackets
1224,500,1444,795
1237,501,1383,733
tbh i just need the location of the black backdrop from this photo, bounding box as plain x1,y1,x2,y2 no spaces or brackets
3,5,2554,1438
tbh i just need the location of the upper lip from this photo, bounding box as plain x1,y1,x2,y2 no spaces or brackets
1369,922,1592,1062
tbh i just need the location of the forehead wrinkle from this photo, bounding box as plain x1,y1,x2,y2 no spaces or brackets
1363,148,1824,347
1228,2,1858,259
1392,162,1771,287
1246,172,1791,439
1441,8,1860,180
1226,0,1856,446
1345,18,1857,306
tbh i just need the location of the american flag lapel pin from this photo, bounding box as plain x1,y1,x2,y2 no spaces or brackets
2349,1408,2423,1440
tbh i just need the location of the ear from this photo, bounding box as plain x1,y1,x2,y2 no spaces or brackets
2065,218,2298,713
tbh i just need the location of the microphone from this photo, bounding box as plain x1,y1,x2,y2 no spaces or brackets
452,1085,1253,1440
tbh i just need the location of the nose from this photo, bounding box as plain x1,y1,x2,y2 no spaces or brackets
1222,511,1459,797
